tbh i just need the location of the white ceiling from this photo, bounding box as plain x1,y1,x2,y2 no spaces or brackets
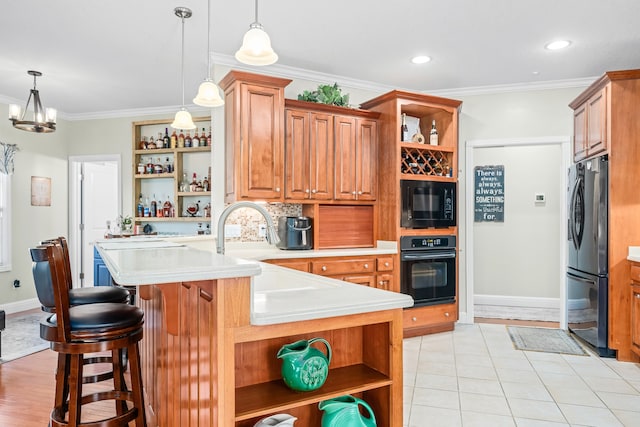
1,0,639,118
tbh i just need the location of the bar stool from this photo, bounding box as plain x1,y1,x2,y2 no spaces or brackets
35,237,130,383
31,242,146,427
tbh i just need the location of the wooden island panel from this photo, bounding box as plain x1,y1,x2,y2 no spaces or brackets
136,277,404,426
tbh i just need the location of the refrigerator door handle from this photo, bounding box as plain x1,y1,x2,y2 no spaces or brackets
569,176,583,251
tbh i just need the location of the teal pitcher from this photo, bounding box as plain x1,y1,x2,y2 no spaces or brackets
319,395,376,427
276,337,331,391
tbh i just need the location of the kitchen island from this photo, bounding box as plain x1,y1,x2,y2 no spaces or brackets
97,240,412,427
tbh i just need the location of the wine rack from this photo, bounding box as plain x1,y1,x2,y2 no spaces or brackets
400,144,453,177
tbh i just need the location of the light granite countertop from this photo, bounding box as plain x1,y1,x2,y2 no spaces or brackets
628,246,640,262
96,238,411,326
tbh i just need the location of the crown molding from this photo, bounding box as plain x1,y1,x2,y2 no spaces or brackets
2,54,597,121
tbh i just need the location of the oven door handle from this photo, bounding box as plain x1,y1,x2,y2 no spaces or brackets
401,252,456,261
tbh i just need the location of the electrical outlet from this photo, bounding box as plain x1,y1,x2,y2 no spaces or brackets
258,224,266,238
13,279,20,288
225,224,242,238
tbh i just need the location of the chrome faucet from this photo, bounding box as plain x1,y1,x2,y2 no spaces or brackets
216,201,280,254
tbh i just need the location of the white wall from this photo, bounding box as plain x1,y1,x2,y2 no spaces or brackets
0,104,70,312
455,87,584,321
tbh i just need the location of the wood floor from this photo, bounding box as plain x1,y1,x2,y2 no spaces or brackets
0,348,136,426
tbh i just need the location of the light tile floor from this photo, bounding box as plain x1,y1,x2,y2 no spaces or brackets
403,323,640,427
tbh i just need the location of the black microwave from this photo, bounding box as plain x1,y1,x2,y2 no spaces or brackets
401,180,456,228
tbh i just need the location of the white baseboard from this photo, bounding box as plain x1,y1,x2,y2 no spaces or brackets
0,298,40,314
474,294,560,309
457,311,474,324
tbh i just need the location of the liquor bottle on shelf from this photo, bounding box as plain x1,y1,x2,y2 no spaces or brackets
164,157,173,173
145,157,154,174
178,130,185,148
401,113,409,142
207,128,212,146
192,131,200,147
185,130,192,148
202,175,210,191
170,129,178,148
429,120,438,146
147,136,157,149
144,195,150,217
153,158,163,174
190,173,198,192
150,195,157,217
157,132,163,148
180,173,189,192
163,128,171,148
137,194,144,217
139,136,147,150
411,119,425,144
137,160,145,175
163,196,173,217
200,128,207,146
203,202,211,218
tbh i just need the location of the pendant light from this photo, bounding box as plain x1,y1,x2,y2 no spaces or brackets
193,0,224,107
9,70,57,133
235,0,278,66
171,6,196,130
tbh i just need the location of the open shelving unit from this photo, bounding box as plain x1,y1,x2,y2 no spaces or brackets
132,117,211,230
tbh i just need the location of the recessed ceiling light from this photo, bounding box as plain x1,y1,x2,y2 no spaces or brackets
545,40,571,50
411,55,431,64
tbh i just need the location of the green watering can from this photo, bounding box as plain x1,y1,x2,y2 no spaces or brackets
319,395,377,427
276,337,331,392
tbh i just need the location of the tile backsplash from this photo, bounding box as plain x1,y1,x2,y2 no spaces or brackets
223,203,302,241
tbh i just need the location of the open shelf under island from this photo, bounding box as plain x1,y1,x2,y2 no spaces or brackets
96,238,412,426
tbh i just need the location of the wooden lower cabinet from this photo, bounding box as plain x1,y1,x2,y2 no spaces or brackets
631,264,640,357
403,303,457,338
266,254,397,292
137,277,404,426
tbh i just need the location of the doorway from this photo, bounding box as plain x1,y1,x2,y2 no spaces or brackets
464,137,570,329
69,155,121,287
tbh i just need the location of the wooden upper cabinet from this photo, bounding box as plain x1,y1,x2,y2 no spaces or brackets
570,81,609,161
335,116,378,201
220,71,292,202
284,109,334,201
573,103,587,161
586,87,607,157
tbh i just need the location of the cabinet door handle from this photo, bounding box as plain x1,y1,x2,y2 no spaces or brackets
364,263,369,269
275,187,281,192
311,189,317,193
444,312,450,317
358,191,363,195
321,266,327,271
352,191,357,195
379,281,384,286
636,294,640,299
305,189,310,193
384,262,389,267
412,317,417,322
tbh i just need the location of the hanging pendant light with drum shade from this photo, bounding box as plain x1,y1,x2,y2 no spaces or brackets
193,0,224,107
171,6,196,130
235,0,278,66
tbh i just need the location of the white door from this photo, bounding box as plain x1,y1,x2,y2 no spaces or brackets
69,156,121,287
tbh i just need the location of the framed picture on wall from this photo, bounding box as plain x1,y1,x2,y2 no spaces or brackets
31,176,51,206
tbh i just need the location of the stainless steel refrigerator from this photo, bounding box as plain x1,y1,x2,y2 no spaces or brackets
567,154,614,356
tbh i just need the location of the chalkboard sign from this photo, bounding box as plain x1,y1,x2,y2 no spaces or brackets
474,165,505,222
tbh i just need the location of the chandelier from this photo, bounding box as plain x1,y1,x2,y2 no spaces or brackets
9,70,57,133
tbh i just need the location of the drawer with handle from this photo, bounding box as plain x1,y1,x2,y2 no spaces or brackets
311,258,375,276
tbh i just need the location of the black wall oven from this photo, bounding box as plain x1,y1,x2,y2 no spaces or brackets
400,236,456,307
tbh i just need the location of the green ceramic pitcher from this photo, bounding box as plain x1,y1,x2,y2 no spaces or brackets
318,395,376,427
276,337,331,391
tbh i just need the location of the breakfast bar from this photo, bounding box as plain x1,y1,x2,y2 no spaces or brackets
97,240,412,427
